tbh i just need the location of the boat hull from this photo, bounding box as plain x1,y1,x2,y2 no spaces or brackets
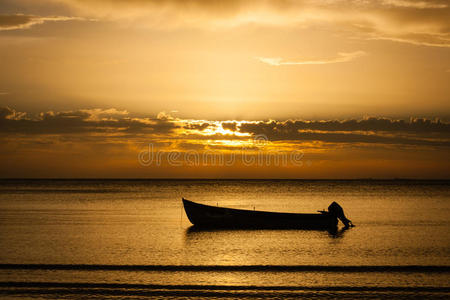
182,199,338,229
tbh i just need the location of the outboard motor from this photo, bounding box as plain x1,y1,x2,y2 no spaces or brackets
328,202,354,228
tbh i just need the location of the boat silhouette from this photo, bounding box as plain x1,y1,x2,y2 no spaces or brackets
182,198,353,230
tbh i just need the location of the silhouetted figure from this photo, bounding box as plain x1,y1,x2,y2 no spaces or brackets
328,201,354,228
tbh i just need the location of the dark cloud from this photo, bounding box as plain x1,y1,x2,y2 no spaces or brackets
239,118,450,134
0,14,83,31
1,107,449,148
0,14,34,29
238,118,450,147
222,122,237,131
0,107,178,135
0,107,14,119
184,122,210,131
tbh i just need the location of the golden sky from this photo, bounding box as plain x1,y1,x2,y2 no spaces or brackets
0,0,449,178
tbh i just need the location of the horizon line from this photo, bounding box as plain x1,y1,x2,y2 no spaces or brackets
0,178,449,181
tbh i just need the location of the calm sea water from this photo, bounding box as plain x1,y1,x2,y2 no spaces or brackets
0,179,449,299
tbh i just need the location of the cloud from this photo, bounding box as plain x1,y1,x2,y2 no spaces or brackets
1,107,449,148
1,1,449,47
222,122,238,131
258,51,366,66
55,0,450,47
237,117,450,147
0,14,86,31
381,0,448,9
366,35,450,48
184,123,211,131
79,108,129,121
244,117,450,134
0,107,26,120
0,107,178,135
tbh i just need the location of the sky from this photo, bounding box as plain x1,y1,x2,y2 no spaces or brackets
0,0,449,178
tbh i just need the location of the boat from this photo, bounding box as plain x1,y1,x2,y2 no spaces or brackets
182,198,353,230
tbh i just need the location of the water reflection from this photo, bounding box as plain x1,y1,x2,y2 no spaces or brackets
185,226,348,240
327,226,350,238
183,226,353,265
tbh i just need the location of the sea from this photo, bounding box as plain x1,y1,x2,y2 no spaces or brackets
0,179,449,299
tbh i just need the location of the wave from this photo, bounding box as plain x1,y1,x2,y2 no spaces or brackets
0,282,448,299
0,264,449,273
0,189,123,193
0,281,449,292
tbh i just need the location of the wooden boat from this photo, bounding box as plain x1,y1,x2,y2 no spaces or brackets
182,198,352,230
